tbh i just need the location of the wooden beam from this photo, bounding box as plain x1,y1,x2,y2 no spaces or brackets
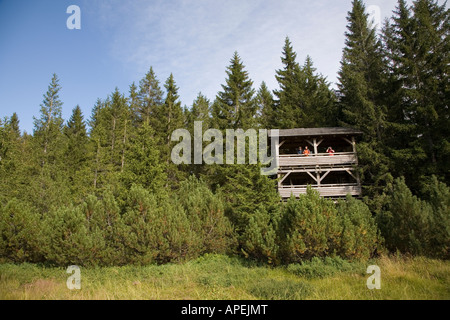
352,136,357,154
313,138,318,155
279,172,291,185
345,169,357,181
306,171,318,182
316,139,324,147
279,166,356,174
342,137,353,146
319,170,331,183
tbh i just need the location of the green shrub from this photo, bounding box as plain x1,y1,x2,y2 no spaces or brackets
40,204,105,266
336,195,381,260
178,176,235,255
0,199,42,263
278,188,342,263
83,190,127,266
241,206,279,264
423,176,450,259
377,177,433,256
121,184,197,265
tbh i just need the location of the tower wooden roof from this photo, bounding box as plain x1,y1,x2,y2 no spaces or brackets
268,127,363,138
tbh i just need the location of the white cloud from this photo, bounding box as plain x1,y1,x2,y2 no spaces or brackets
94,0,418,106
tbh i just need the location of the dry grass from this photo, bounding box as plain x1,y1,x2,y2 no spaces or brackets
0,254,449,300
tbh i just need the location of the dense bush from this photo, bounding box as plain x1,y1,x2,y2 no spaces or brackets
278,187,379,264
241,206,279,264
1,176,447,266
378,177,449,258
0,199,42,263
178,176,235,255
40,204,106,266
121,185,197,265
336,195,381,261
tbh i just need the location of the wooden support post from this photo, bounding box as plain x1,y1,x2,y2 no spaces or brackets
313,138,318,156
319,171,331,183
279,172,291,185
345,169,357,181
351,136,356,153
306,171,318,183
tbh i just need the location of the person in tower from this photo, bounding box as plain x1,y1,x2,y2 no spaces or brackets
303,146,311,157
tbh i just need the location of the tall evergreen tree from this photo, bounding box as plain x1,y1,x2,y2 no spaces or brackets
30,74,70,212
212,52,257,130
137,67,164,127
89,89,130,193
187,92,211,129
337,0,392,204
64,106,91,200
299,56,338,127
273,37,302,129
256,82,274,128
33,74,64,168
273,39,337,128
122,122,166,193
383,0,449,190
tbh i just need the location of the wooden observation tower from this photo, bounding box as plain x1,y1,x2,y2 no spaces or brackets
268,128,363,199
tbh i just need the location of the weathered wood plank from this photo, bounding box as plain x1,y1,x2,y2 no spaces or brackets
279,185,362,198
278,154,357,167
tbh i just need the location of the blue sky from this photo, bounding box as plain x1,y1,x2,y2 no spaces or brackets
0,0,417,133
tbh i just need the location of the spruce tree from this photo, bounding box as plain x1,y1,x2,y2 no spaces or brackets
273,37,302,129
137,67,164,127
212,52,257,130
33,74,64,168
159,73,186,187
64,106,91,200
256,82,274,129
122,122,166,193
297,56,337,127
187,92,211,129
337,0,392,203
30,74,70,212
383,0,449,190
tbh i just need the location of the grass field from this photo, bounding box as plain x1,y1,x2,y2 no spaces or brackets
0,254,449,300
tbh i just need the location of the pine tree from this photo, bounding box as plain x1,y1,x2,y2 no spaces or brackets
30,74,70,212
0,114,22,202
122,122,166,193
128,82,140,127
64,106,91,200
273,37,302,129
89,89,131,193
161,73,184,146
297,56,337,127
383,0,449,190
337,0,392,203
185,93,212,177
256,82,274,128
158,73,186,187
187,92,211,129
212,52,257,130
137,67,164,127
33,74,65,168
